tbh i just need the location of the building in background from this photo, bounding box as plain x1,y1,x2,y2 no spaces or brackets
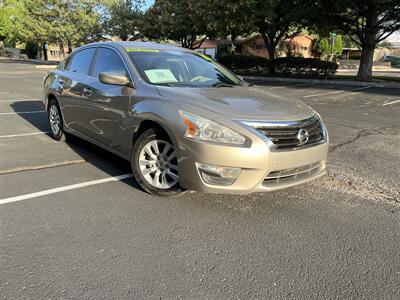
238,34,315,58
195,34,316,59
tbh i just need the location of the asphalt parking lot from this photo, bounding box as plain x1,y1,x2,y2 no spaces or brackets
0,60,399,299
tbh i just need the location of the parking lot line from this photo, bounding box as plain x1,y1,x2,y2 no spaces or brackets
268,83,314,90
0,110,45,115
0,159,87,175
0,99,41,103
0,131,51,138
303,86,371,98
0,173,133,205
382,99,400,106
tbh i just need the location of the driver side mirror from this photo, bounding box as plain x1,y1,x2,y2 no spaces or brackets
99,72,133,87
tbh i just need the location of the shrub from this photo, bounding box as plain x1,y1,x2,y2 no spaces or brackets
218,54,338,78
271,57,338,77
218,54,270,74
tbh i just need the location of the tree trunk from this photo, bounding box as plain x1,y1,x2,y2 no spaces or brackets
357,46,374,81
261,33,276,60
0,40,5,57
42,43,48,61
266,44,276,60
357,11,378,81
59,41,65,59
261,33,277,74
67,40,73,54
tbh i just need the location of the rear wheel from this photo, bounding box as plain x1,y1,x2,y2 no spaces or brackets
48,99,65,141
131,128,182,196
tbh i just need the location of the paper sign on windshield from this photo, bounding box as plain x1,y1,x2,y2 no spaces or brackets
144,69,178,83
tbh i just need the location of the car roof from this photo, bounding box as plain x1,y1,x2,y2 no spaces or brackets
80,41,188,52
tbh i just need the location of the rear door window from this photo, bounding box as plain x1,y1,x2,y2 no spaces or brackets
66,48,96,75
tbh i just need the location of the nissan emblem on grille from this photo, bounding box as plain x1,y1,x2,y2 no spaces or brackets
244,116,324,150
297,128,309,145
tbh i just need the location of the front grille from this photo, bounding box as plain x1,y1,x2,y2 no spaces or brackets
264,161,324,188
250,116,325,150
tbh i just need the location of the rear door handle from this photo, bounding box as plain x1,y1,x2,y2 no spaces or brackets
83,88,93,97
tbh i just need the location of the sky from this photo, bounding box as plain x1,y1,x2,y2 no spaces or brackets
143,0,154,10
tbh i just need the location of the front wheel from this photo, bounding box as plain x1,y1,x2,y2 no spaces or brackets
131,128,182,196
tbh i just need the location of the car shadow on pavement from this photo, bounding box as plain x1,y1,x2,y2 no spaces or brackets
9,101,50,132
10,101,143,192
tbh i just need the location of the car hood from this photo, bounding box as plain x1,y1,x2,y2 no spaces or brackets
156,85,315,121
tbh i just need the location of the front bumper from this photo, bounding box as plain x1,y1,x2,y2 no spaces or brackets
177,136,328,194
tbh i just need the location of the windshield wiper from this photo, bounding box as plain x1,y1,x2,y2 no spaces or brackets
213,83,235,88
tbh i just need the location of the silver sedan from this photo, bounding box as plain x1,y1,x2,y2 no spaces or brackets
43,42,329,196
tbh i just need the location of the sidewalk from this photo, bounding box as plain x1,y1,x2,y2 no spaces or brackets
244,75,400,89
0,56,58,66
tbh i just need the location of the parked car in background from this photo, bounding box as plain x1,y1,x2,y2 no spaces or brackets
43,42,329,196
382,55,400,67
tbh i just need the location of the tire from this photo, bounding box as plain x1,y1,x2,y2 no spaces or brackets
131,128,182,196
47,99,66,141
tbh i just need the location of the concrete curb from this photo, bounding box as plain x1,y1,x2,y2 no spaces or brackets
0,57,58,66
34,65,57,69
244,76,400,89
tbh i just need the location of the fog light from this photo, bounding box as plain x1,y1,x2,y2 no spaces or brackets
196,163,241,186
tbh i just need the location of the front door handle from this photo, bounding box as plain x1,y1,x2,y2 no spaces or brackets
83,88,93,97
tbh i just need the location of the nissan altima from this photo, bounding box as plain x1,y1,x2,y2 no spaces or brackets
43,42,329,196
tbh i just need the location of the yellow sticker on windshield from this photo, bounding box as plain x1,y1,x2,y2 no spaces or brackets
196,52,212,61
126,48,160,53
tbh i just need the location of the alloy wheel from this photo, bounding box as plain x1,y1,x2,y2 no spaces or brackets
138,139,179,189
49,104,61,136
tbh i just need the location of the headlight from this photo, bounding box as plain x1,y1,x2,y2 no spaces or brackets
180,111,245,145
314,112,328,139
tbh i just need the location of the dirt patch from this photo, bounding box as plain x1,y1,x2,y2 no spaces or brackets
313,165,400,204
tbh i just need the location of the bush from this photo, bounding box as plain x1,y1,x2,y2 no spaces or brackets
218,54,338,78
218,54,270,74
271,57,338,77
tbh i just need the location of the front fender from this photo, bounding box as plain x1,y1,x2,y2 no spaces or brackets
129,99,185,161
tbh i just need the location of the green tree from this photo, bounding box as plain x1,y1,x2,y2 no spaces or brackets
206,0,254,51
142,0,210,49
309,0,400,81
102,0,143,41
314,34,343,59
3,0,50,58
249,0,308,61
334,35,343,56
314,38,330,59
0,1,9,50
0,2,7,40
49,0,103,53
5,0,103,59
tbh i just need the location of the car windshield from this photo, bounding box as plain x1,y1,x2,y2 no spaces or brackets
127,48,242,87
